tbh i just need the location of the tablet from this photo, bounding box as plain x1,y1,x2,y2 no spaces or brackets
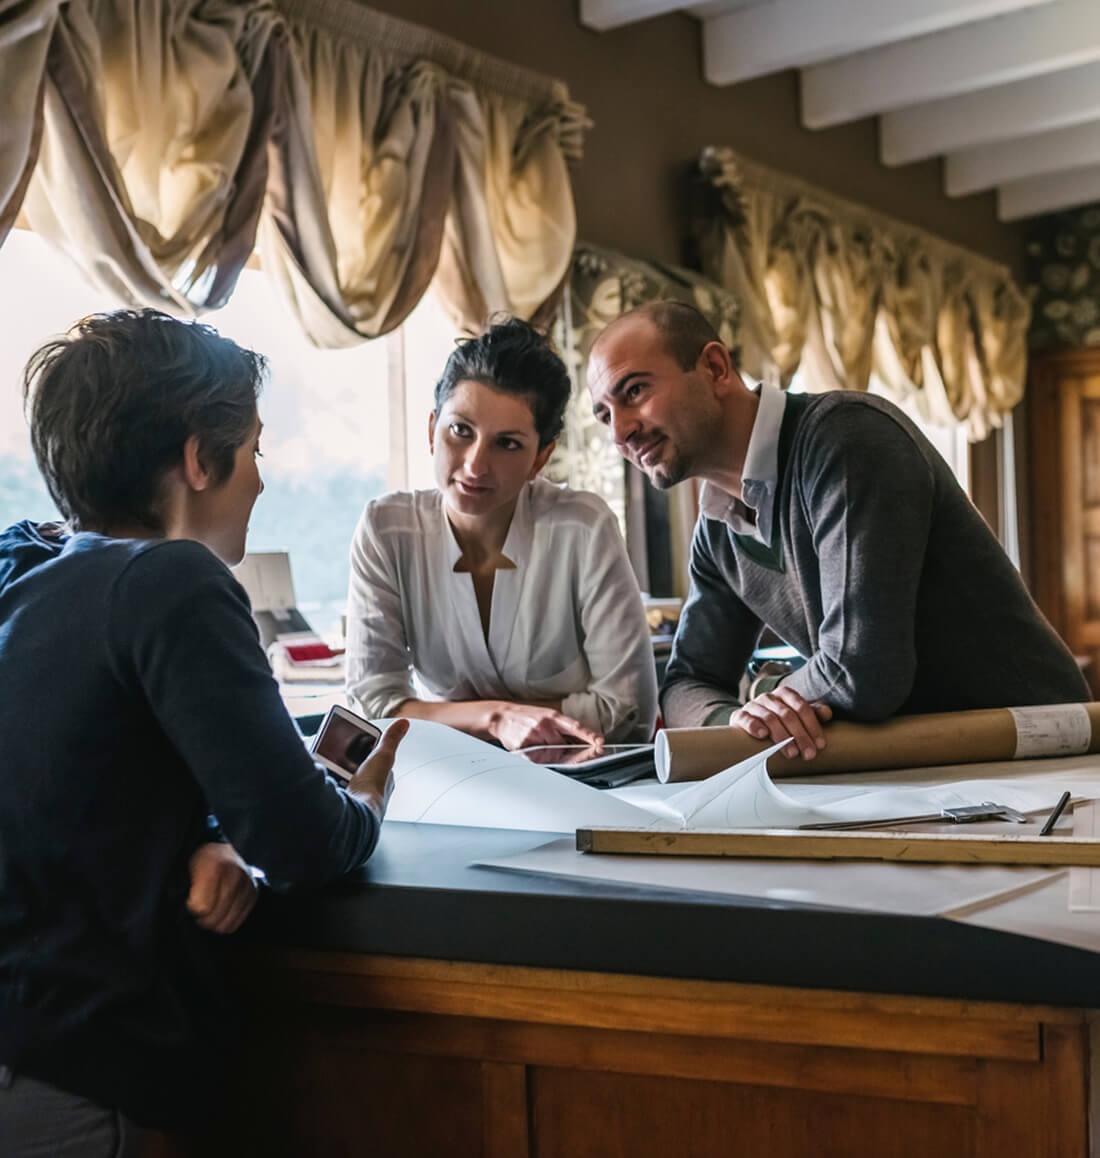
517,743,655,788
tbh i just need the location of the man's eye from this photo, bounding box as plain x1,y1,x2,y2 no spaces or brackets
499,439,522,451
626,383,643,401
449,422,470,437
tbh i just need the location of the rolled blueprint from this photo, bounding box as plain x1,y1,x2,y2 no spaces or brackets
655,702,1100,783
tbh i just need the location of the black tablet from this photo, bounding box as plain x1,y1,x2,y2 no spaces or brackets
517,743,655,788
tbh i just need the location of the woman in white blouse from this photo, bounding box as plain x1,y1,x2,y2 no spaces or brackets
345,317,657,750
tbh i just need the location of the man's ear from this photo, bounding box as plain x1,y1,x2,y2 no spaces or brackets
530,440,556,478
699,340,738,397
181,435,212,493
427,411,437,455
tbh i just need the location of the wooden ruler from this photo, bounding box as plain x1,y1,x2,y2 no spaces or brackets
575,826,1100,867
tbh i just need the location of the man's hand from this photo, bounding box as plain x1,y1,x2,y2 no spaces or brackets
187,842,258,934
486,702,604,752
730,686,833,760
346,717,410,814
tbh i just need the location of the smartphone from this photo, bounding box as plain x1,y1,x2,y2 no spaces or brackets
309,705,382,781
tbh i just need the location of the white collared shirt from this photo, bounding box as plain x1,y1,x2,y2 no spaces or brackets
345,477,658,742
699,381,787,545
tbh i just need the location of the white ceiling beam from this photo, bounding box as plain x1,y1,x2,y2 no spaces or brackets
579,0,691,32
802,0,1100,128
688,0,770,18
880,60,1100,166
946,120,1100,196
703,0,1053,87
997,163,1100,221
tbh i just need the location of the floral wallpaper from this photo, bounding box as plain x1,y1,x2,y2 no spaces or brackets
1027,203,1100,350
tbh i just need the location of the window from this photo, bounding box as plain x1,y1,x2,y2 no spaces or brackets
0,229,464,634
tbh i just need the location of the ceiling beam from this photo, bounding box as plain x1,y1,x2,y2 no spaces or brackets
802,0,1100,128
880,60,1100,166
997,163,1100,221
704,0,1053,87
946,119,1100,196
579,0,691,32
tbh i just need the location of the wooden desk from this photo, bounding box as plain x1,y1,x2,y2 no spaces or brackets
147,823,1099,1157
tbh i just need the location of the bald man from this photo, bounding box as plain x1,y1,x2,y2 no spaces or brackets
587,301,1089,760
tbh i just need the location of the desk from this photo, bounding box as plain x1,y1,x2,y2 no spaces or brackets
148,822,1099,1158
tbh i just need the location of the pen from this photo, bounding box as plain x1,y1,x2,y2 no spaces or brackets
1038,791,1071,837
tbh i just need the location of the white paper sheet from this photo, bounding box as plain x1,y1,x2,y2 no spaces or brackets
384,721,654,831
943,873,1100,956
1069,802,1100,913
381,721,1078,836
637,743,1069,829
477,837,1059,918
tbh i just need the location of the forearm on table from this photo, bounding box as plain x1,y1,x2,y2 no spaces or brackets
660,675,741,728
560,689,636,742
393,697,560,738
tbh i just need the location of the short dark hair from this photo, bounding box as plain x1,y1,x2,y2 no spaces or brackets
637,300,723,370
434,317,571,448
24,309,265,533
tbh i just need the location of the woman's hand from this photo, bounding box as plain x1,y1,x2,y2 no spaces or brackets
729,687,833,761
485,702,604,751
187,841,258,934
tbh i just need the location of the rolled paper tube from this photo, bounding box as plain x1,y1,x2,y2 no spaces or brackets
654,702,1100,784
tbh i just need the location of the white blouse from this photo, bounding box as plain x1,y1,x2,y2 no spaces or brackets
345,478,657,742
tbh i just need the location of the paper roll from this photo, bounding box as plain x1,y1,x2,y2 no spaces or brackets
655,702,1100,783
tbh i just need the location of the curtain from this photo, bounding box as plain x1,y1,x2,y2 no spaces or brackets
693,146,1030,440
266,0,585,343
15,0,281,314
0,0,59,248
1,0,586,343
550,242,740,595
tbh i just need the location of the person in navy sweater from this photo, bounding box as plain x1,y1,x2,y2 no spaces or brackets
0,310,407,1155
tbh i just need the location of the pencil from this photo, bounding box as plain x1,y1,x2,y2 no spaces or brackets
1039,791,1072,837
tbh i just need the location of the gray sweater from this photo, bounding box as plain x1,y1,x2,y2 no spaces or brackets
662,391,1090,727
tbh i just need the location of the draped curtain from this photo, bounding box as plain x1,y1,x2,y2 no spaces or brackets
692,147,1030,440
0,0,585,345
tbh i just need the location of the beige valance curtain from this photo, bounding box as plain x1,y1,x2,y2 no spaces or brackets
266,0,585,343
0,0,585,344
693,147,1030,440
7,0,282,314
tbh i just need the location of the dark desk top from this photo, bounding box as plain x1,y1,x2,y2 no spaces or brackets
244,821,1100,1009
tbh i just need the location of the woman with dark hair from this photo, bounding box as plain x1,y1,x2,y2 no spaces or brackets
346,316,657,751
0,310,406,1155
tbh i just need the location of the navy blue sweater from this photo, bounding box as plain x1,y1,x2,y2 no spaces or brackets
0,522,379,1128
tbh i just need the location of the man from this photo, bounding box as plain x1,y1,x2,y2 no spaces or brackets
587,300,1089,760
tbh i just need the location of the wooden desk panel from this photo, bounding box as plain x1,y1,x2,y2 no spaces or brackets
146,952,1089,1158
139,822,1100,1155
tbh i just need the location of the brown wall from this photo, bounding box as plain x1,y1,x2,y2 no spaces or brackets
368,0,1028,277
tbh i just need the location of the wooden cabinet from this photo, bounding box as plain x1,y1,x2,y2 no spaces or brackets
1028,347,1100,693
144,951,1089,1158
